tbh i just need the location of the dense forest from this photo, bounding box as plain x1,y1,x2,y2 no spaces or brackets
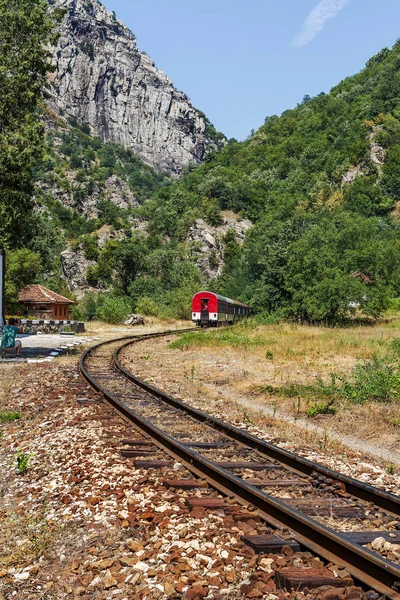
1,0,400,323
142,42,400,322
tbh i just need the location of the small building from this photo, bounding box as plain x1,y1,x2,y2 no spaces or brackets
18,285,74,320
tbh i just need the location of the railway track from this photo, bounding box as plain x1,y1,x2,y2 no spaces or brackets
80,330,400,599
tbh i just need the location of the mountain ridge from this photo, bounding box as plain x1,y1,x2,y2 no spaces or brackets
46,0,225,176
20,14,400,322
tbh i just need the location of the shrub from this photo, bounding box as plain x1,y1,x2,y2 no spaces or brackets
71,304,83,321
165,288,193,320
97,296,131,324
135,297,159,317
82,234,99,261
79,291,98,321
306,401,336,418
86,265,99,286
331,355,400,404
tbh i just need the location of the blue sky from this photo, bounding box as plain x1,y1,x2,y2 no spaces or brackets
103,0,400,140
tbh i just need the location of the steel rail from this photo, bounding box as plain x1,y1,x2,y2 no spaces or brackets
114,337,400,517
79,328,194,370
79,333,400,598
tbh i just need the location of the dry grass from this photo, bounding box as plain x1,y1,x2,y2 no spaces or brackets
0,508,60,569
121,315,400,461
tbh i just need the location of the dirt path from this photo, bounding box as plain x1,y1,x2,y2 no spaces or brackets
201,381,400,466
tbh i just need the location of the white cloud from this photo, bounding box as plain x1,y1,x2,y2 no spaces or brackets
292,0,351,47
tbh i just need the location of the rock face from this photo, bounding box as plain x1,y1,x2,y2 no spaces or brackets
187,213,252,279
341,125,387,186
60,227,131,296
60,246,96,295
369,126,386,173
103,175,138,211
39,171,139,219
47,0,221,175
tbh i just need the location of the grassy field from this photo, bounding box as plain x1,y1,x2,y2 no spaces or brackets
166,315,400,457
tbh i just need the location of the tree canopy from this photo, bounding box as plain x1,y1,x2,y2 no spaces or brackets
0,0,55,249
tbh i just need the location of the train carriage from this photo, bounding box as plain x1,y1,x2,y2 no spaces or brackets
192,291,249,327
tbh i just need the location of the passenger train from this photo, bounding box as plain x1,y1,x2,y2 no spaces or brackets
192,291,250,327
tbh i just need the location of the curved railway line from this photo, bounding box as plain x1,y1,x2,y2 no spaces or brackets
80,330,400,599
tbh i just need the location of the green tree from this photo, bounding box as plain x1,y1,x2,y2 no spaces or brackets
0,0,55,249
79,291,98,321
135,296,159,317
5,248,43,311
285,211,399,322
114,235,147,294
97,296,131,324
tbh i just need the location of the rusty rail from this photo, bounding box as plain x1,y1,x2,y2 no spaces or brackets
80,332,400,598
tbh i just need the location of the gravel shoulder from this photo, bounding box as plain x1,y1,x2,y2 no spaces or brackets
1,359,271,599
1,326,399,600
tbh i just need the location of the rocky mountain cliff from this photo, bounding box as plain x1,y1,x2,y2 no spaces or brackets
46,0,224,176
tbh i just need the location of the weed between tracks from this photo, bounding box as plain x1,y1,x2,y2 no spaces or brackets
0,411,21,423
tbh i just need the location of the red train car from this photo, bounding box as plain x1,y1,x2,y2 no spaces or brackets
192,291,250,327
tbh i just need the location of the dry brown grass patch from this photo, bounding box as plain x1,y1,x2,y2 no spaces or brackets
0,508,61,569
120,317,400,460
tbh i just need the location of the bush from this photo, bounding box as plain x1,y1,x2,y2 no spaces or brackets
331,355,400,404
388,297,400,312
135,296,159,317
96,296,131,324
71,304,83,321
164,288,193,320
78,292,98,321
82,234,99,261
306,401,336,418
86,265,99,286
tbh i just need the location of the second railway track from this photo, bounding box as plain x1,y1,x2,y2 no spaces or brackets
80,330,400,599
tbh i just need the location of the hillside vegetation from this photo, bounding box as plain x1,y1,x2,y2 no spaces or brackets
3,1,400,324
5,114,205,318
142,42,400,322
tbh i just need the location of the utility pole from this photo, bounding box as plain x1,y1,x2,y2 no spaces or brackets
0,250,5,329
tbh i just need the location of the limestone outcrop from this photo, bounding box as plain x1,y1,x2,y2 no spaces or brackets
187,213,252,279
47,0,222,175
60,246,96,295
341,126,387,186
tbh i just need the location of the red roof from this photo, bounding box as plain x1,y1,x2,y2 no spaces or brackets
18,285,74,305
